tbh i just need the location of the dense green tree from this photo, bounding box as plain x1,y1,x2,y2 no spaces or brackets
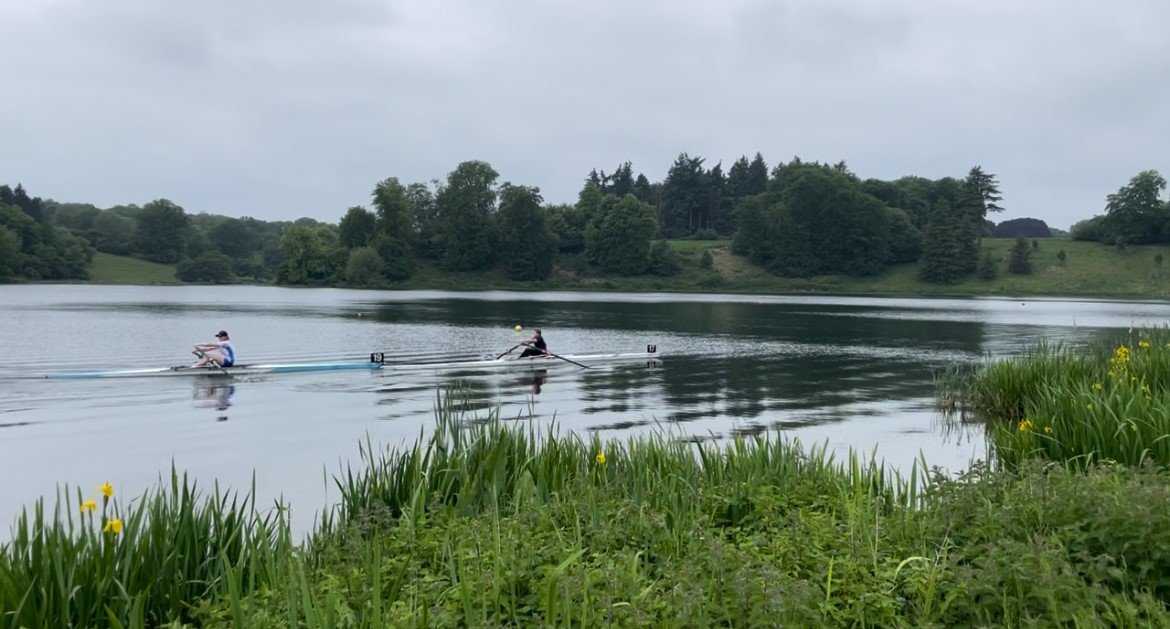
726,153,768,198
885,207,922,264
132,199,190,263
88,211,135,254
730,196,776,264
1057,249,1067,266
208,216,264,259
175,252,234,283
1007,234,1033,274
589,194,657,275
659,153,709,237
338,206,376,249
276,225,332,284
647,239,682,276
768,165,890,277
699,249,714,270
0,184,45,222
371,177,414,281
546,203,586,254
436,161,498,271
343,246,384,286
1104,170,1167,245
991,218,1052,238
407,182,441,259
497,184,557,280
919,199,968,283
0,225,16,280
1070,215,1108,241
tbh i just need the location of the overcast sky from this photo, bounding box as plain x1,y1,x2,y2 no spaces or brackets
2,1,1167,229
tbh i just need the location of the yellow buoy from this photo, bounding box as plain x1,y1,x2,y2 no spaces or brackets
514,325,522,332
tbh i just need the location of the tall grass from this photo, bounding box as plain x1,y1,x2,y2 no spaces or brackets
943,328,1170,469
0,471,282,627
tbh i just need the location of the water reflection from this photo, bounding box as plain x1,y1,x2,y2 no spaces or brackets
192,382,235,421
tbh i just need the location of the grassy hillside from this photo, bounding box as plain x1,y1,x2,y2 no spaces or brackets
88,252,179,285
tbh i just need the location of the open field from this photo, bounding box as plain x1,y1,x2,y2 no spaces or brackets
88,252,180,285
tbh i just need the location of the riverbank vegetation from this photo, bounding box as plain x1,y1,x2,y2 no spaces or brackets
941,327,1170,471
3,390,1170,626
4,162,1167,297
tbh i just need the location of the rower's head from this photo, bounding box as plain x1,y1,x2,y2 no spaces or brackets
216,330,229,340
534,328,542,336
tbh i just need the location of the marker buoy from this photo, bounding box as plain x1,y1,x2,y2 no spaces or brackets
514,325,522,332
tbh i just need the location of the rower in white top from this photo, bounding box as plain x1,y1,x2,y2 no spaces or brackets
192,330,236,368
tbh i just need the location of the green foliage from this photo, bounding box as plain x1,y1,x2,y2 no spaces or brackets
175,252,234,283
88,211,135,254
1057,248,1067,265
647,239,682,276
371,178,415,280
406,182,441,259
437,161,499,271
497,184,557,281
343,246,384,286
88,252,179,284
699,248,714,269
276,225,334,284
766,164,892,277
588,194,657,275
338,206,376,249
1104,170,1167,245
132,199,191,263
0,225,17,280
978,249,998,280
885,206,922,263
918,199,968,283
1070,215,1108,241
1007,233,1033,274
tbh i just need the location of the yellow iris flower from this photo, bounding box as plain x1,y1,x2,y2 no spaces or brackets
102,518,123,534
100,482,114,498
80,499,97,514
595,452,607,465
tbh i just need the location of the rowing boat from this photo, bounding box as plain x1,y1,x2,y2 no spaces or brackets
37,346,661,379
40,360,384,379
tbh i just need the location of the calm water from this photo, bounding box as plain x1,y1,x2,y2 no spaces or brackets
2,285,1167,535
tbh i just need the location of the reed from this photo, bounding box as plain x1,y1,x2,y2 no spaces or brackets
946,328,1170,469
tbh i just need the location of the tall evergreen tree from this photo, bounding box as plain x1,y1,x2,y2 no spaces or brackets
918,199,967,283
497,184,556,280
1007,233,1033,274
659,153,708,237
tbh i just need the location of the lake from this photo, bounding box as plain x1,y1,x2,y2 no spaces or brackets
1,284,1166,535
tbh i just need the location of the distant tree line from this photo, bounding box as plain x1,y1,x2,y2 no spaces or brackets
14,155,1133,288
1069,170,1170,248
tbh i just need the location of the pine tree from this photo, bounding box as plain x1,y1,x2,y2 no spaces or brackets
1007,234,1033,274
918,199,967,283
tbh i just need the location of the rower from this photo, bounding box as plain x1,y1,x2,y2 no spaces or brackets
518,328,548,358
192,330,236,368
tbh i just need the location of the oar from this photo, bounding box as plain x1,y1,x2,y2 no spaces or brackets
537,349,592,370
192,349,234,379
495,344,522,359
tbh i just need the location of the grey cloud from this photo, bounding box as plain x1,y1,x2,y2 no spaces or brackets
1,0,1167,228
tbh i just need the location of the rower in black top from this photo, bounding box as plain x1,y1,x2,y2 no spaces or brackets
519,328,548,358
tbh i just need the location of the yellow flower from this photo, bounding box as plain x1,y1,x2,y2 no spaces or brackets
1130,422,1137,432
1142,384,1152,397
595,452,606,465
102,518,123,534
1139,340,1151,349
1091,382,1103,391
1018,419,1034,432
80,499,97,514
1086,403,1094,410
100,482,114,498
1043,427,1053,435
